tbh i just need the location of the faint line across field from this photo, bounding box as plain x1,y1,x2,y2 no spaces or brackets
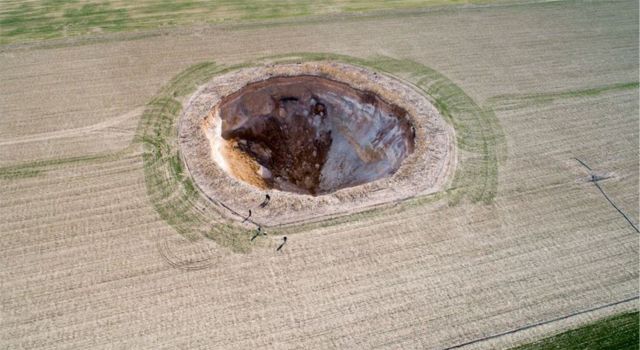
574,157,639,233
593,181,640,233
443,295,639,349
0,107,143,146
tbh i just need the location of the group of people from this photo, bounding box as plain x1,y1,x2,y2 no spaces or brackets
244,194,270,223
246,194,288,250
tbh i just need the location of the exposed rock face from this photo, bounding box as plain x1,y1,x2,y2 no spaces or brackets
214,75,415,195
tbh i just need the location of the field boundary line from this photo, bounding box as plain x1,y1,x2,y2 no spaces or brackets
443,295,640,349
592,181,639,233
574,158,639,233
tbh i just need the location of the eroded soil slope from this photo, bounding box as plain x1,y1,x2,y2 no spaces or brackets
216,75,415,195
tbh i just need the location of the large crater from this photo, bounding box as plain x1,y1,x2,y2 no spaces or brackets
213,75,415,195
178,62,455,226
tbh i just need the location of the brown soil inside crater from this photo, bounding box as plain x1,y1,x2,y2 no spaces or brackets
226,105,332,194
215,75,414,195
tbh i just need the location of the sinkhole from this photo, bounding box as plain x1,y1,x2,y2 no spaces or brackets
209,75,416,195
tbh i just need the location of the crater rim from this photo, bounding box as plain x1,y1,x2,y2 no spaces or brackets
178,61,456,226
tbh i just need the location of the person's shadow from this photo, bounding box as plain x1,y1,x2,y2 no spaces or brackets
259,194,271,208
242,210,252,223
250,226,264,241
276,236,287,251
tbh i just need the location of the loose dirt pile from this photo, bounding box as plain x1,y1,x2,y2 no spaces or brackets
215,75,415,195
179,62,455,226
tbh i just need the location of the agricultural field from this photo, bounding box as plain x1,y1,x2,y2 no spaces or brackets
1,0,638,349
512,312,638,350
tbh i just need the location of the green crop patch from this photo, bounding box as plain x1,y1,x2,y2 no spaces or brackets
0,0,513,45
512,312,639,350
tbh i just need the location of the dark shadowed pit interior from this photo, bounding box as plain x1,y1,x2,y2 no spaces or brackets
213,75,416,195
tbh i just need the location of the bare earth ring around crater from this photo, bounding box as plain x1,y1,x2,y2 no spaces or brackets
178,62,456,227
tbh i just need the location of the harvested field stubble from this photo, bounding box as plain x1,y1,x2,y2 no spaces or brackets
0,1,638,349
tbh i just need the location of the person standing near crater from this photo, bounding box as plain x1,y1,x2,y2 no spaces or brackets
242,209,252,223
276,236,287,251
259,194,271,208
